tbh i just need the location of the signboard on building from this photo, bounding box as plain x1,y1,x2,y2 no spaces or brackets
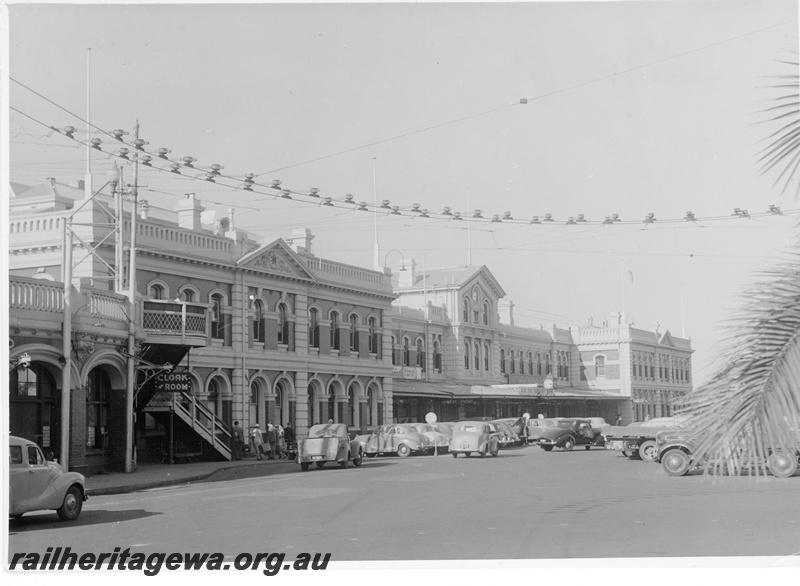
469,384,554,397
155,372,191,392
392,366,422,380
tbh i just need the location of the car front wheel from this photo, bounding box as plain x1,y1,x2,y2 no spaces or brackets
57,486,83,521
768,452,798,478
662,449,692,476
397,444,411,458
562,437,575,451
639,440,659,462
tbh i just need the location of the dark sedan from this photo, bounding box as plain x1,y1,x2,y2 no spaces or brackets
537,418,605,452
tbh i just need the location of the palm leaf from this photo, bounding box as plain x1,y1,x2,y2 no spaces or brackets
756,53,800,197
681,244,800,476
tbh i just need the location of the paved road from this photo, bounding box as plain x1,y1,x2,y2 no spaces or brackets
9,445,800,562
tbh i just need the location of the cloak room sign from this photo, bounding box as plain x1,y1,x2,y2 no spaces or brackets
155,372,191,392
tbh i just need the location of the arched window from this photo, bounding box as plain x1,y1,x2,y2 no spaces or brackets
349,314,359,352
484,342,490,371
179,288,195,302
403,337,410,366
249,380,260,424
528,352,533,375
595,355,606,377
416,338,425,370
277,303,288,344
149,283,165,299
462,298,470,322
86,369,111,450
464,341,471,369
474,341,480,371
368,316,378,354
482,302,490,326
211,293,224,339
545,353,551,375
433,339,442,372
253,299,265,343
500,349,506,374
510,350,516,374
537,353,542,375
309,308,320,348
330,311,340,350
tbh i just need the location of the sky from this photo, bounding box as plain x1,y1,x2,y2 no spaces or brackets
6,0,800,388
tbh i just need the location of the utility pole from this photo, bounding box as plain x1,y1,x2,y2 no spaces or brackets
124,120,140,472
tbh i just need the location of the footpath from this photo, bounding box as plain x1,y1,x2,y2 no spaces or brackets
84,454,294,497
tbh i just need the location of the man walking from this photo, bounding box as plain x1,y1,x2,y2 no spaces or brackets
232,421,245,460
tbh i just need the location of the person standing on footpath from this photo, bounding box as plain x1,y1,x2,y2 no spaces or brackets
267,423,279,460
249,425,265,460
232,421,245,460
283,422,296,459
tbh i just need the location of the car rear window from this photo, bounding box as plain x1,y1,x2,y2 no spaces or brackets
10,445,23,465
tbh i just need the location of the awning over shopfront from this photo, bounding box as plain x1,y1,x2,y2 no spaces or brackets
391,381,474,398
467,384,623,401
392,381,623,402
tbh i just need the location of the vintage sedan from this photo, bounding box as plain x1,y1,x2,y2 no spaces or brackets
526,418,562,443
537,418,605,452
491,420,521,448
654,428,800,478
9,435,87,521
364,424,435,458
450,421,501,458
406,423,450,453
297,423,363,471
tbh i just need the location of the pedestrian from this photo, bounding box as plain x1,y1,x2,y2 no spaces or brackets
276,424,286,458
615,414,622,426
232,421,245,460
249,425,265,460
283,422,296,459
267,423,279,459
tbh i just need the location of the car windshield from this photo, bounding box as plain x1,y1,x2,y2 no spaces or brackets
309,424,343,437
458,424,481,432
417,425,434,432
557,420,574,429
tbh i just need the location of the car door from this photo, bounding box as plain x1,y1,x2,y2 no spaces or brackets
25,445,55,509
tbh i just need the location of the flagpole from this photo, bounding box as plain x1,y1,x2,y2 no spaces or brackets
620,258,625,323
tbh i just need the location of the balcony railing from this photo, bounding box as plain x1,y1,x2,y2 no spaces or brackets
142,300,211,344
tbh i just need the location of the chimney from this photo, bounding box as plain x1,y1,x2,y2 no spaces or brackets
498,299,515,326
286,227,315,255
176,192,203,230
398,258,417,287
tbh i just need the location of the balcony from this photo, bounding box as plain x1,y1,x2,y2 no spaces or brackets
142,299,211,347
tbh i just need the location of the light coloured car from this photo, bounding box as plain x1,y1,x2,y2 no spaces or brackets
450,421,501,458
405,423,450,453
364,424,435,458
9,435,87,521
297,423,363,471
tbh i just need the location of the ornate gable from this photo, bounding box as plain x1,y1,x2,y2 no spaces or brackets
237,239,316,281
461,266,506,302
659,330,675,348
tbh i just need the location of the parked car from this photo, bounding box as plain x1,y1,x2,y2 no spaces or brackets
527,418,562,443
579,417,612,435
491,420,521,448
450,421,501,457
602,416,691,461
654,428,800,478
433,422,454,439
9,435,87,521
537,418,605,451
363,424,434,458
406,423,450,453
493,418,528,445
297,423,363,471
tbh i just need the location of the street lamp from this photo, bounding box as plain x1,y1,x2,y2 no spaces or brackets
383,250,407,272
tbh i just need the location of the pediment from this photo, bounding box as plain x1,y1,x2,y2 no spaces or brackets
659,330,675,348
237,239,316,281
461,266,506,301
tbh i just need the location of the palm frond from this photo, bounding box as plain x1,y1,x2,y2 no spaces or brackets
682,243,800,476
756,53,800,197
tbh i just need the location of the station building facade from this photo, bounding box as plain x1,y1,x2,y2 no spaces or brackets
8,177,693,473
